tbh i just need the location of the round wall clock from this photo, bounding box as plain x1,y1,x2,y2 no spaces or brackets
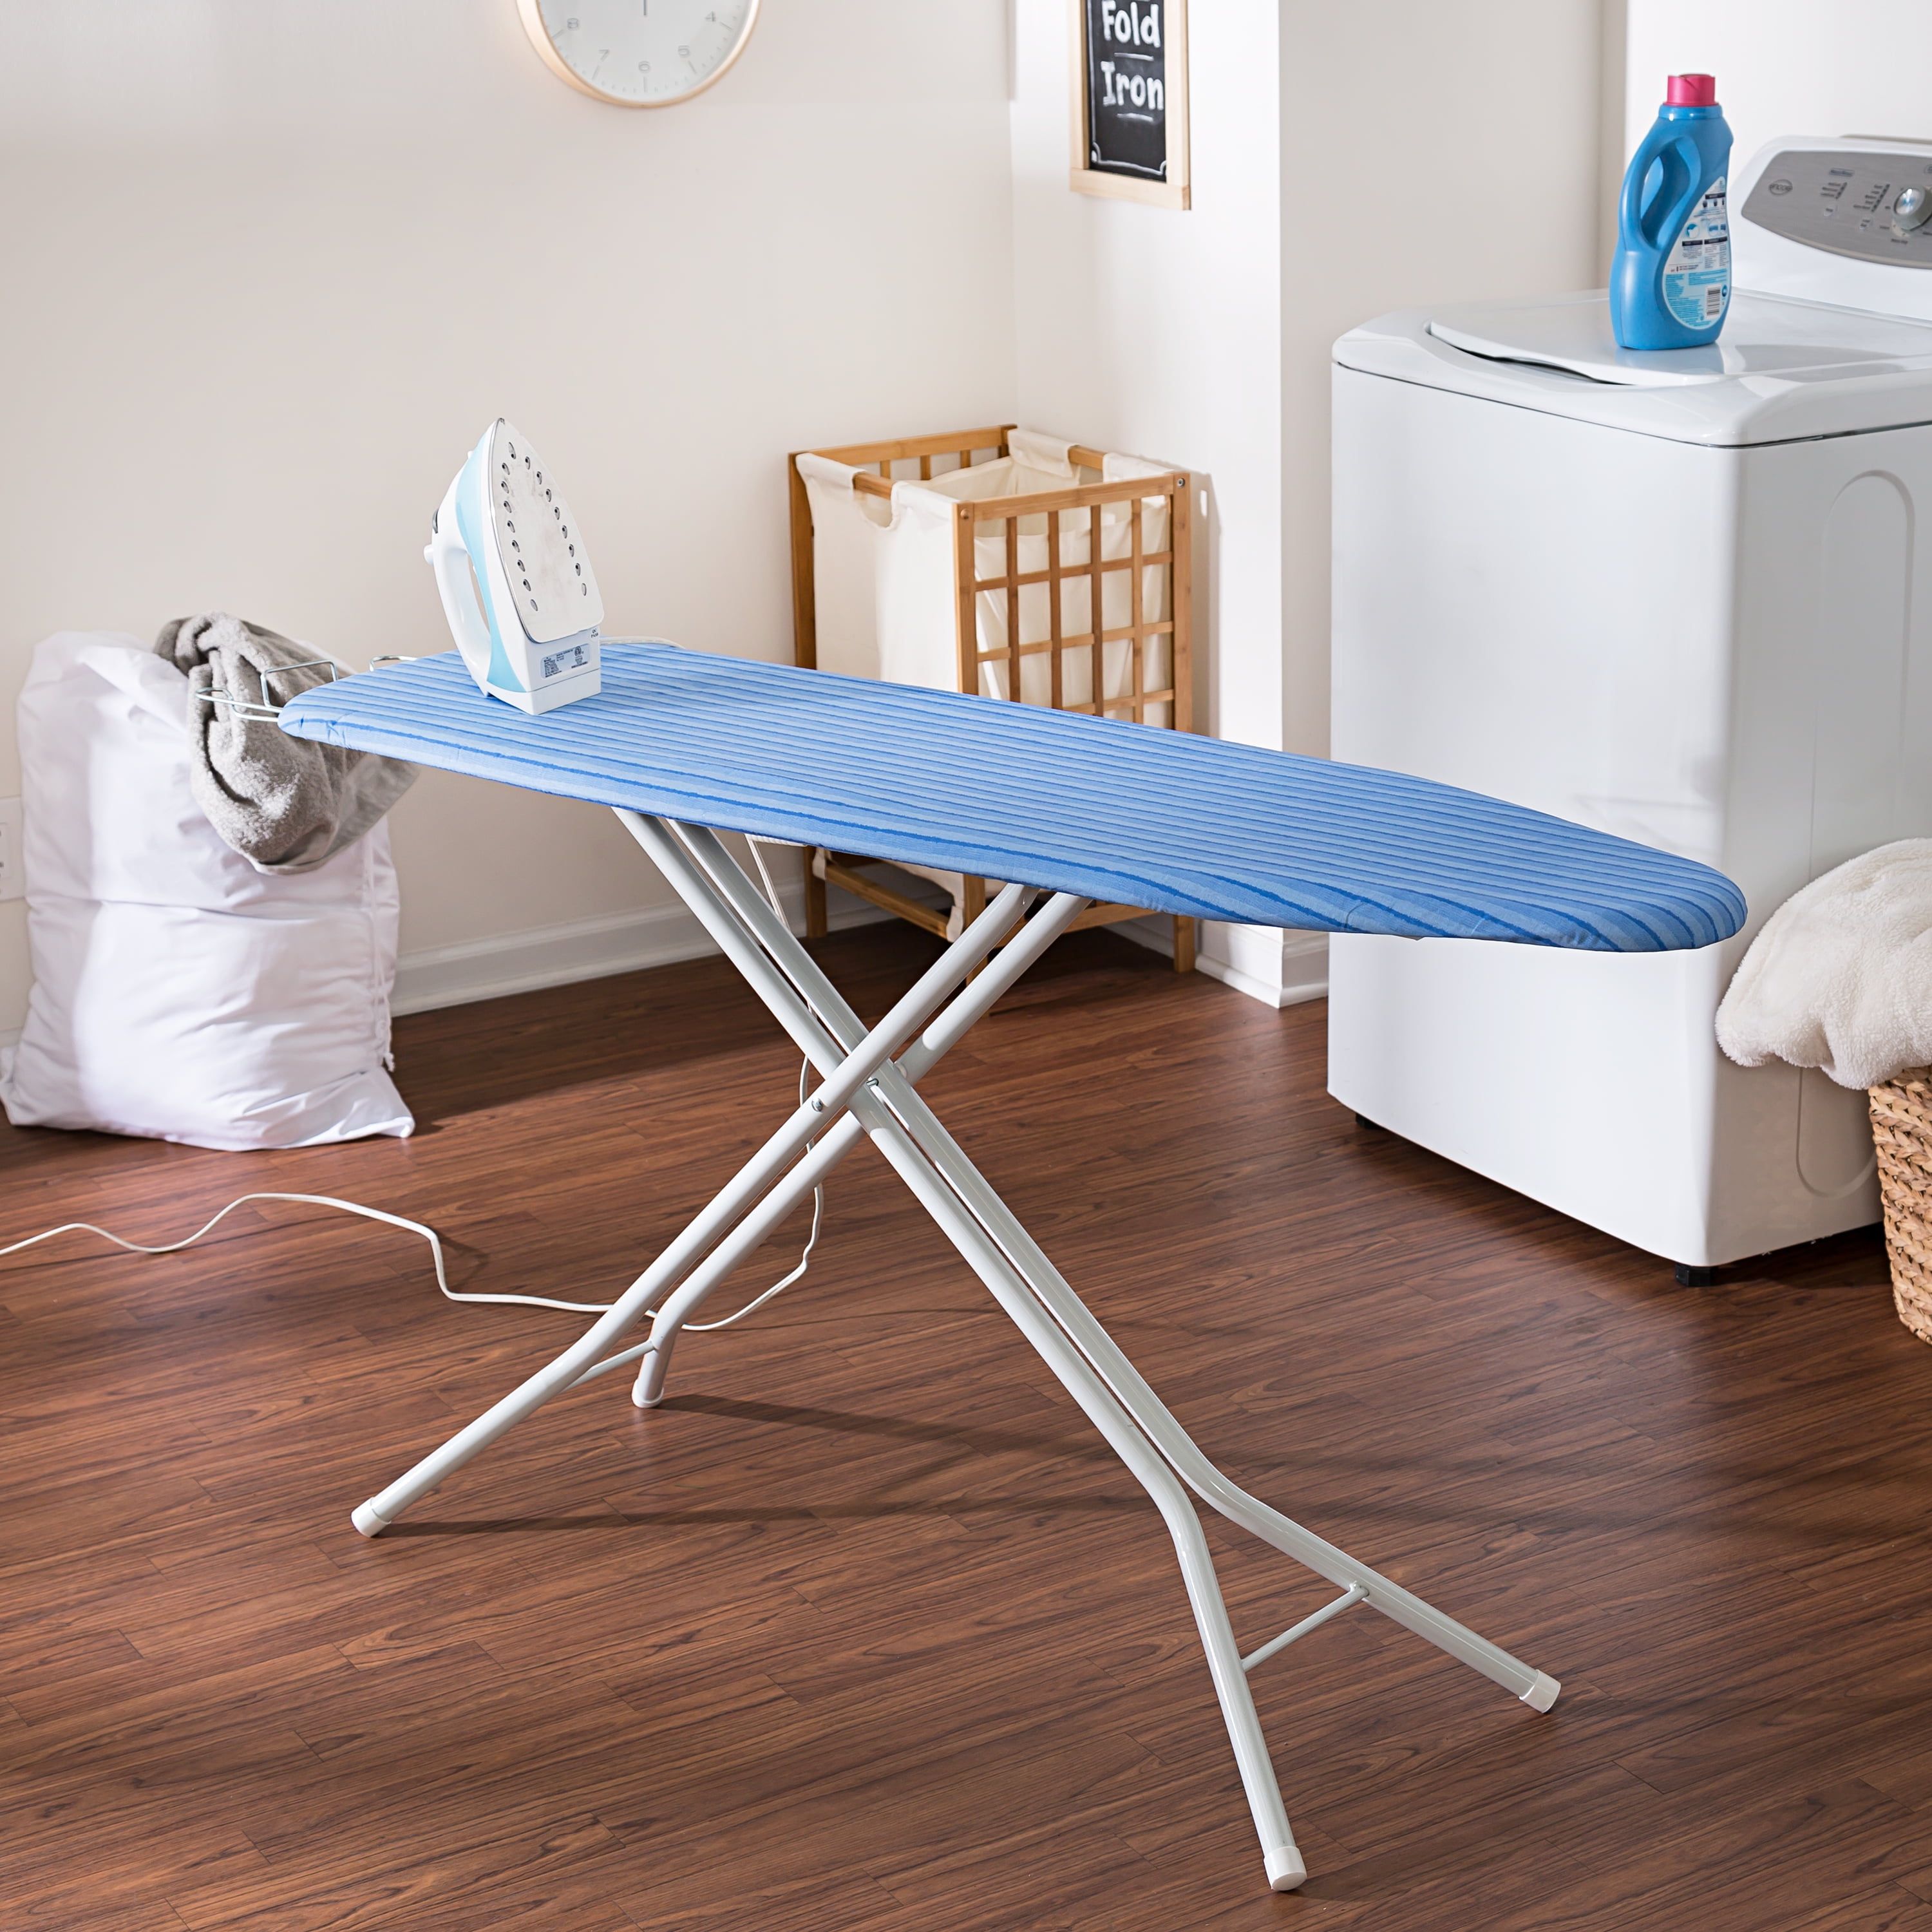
516,0,760,108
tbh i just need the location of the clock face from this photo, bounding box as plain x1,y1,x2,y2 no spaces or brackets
520,0,759,108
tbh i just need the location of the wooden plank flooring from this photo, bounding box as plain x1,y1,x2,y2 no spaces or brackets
3,922,1930,1929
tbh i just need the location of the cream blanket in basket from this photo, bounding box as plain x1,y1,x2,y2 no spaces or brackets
1716,840,1932,1090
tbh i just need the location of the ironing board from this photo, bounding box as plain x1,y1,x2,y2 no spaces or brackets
281,643,1745,1893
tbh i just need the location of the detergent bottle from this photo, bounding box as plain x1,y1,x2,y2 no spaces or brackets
1611,74,1734,350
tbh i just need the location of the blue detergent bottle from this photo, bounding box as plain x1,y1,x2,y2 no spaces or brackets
1611,73,1734,349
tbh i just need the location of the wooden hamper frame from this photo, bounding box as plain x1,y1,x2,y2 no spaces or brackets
788,424,1196,971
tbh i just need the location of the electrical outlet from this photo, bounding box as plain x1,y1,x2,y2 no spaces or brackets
0,798,22,902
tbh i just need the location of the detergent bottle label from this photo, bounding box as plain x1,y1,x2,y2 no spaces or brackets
1663,177,1730,329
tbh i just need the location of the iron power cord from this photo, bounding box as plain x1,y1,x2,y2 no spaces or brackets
1,838,826,1333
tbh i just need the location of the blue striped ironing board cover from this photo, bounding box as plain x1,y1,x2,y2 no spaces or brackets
279,642,1745,952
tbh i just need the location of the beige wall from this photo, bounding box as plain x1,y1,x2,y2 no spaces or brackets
0,1,1614,1030
1624,1,1932,166
1008,0,1291,999
1010,1,1605,1001
0,1,1016,1032
1009,1,1284,752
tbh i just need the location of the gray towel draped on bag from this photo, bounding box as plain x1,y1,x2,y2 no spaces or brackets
156,614,418,872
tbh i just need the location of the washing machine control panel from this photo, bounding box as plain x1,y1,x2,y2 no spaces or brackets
1743,148,1932,267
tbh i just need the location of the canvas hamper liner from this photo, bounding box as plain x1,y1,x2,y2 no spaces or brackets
797,427,1175,714
789,424,1197,964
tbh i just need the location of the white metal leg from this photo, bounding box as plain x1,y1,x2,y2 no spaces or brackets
621,818,1301,1886
862,1081,1304,1889
666,823,1560,1712
623,843,1088,1407
347,812,1560,1892
350,873,1036,1536
629,820,1558,1886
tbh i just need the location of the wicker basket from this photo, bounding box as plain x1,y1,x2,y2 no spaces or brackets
1868,1069,1932,1344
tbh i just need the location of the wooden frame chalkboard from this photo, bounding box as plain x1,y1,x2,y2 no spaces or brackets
1068,0,1189,210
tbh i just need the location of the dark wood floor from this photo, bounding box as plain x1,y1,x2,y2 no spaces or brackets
4,922,1931,1930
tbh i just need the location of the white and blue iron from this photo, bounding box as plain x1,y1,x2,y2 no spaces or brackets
426,418,603,714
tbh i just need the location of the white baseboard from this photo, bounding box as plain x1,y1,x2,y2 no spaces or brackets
390,876,918,1017
1201,932,1329,1009
1115,916,1329,1009
3,892,1326,1042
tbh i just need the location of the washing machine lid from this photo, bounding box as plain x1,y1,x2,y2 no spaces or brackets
1338,136,1932,442
1339,137,1932,445
1428,290,1932,389
1338,290,1932,446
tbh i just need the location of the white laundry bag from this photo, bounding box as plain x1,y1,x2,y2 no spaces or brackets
0,632,413,1149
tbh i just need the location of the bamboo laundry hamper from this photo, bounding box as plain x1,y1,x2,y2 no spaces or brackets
788,424,1196,970
1868,1070,1932,1344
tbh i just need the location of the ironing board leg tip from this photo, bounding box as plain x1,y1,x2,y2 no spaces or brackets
351,1502,390,1539
1521,1671,1561,1712
1265,1846,1307,1891
630,1352,667,1408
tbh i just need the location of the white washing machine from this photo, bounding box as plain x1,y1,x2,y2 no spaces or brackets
1328,135,1932,1274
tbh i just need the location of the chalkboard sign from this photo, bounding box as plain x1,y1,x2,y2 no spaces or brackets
1069,0,1189,209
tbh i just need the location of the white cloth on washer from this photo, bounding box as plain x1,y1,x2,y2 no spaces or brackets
1716,839,1932,1089
0,632,413,1149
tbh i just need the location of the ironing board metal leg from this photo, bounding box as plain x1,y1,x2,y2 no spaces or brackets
907,1122,1555,1701
884,1099,1553,1701
626,989,1097,1414
350,1126,858,1534
640,827,1296,1888
859,1099,1303,1893
630,884,1084,1405
349,871,1032,1536
670,822,1557,1708
660,822,1560,1848
350,810,1555,1893
620,1117,857,1405
616,811,1083,1403
582,1113,864,1396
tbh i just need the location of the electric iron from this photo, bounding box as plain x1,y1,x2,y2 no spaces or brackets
426,419,603,714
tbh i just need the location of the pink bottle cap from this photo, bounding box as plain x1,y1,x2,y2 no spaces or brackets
1667,73,1718,107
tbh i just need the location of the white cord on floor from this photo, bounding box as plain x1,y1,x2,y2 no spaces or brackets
0,1192,453,1278
0,838,828,1336
0,1179,821,1331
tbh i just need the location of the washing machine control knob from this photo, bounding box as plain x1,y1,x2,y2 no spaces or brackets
1894,185,1932,234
